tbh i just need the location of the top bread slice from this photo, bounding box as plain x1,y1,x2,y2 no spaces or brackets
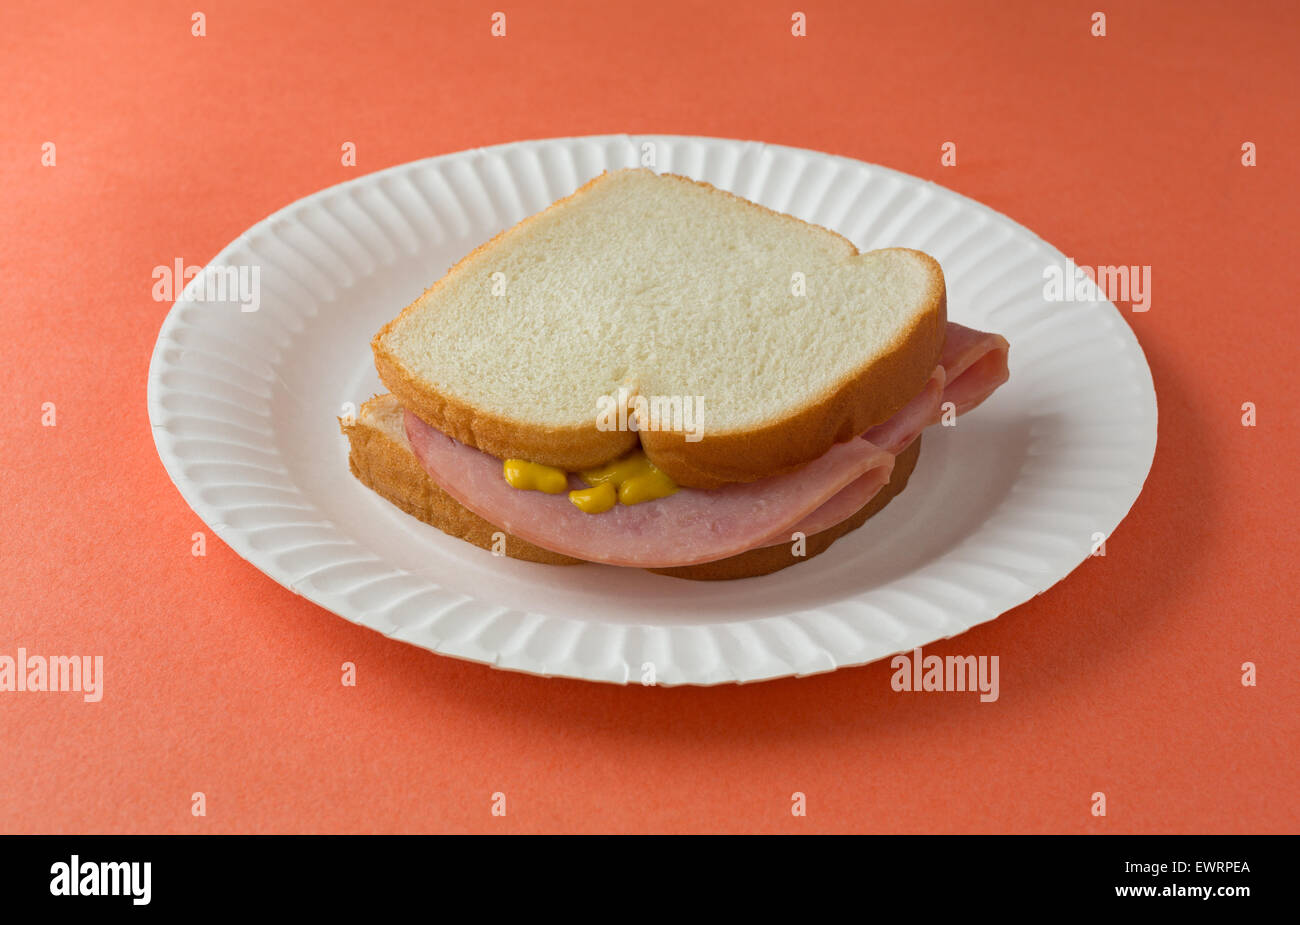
372,168,946,489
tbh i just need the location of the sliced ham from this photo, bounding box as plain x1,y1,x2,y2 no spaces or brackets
407,413,896,568
768,324,1008,546
767,367,946,545
940,322,1010,415
861,366,947,456
405,321,1010,568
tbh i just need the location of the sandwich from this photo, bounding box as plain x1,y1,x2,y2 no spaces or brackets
341,168,1010,580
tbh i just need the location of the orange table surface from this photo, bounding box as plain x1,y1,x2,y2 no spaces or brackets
2,0,1296,834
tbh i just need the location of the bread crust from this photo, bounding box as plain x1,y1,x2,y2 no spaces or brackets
372,169,946,488
341,398,921,580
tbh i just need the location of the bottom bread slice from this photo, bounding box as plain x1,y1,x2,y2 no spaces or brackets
340,394,922,581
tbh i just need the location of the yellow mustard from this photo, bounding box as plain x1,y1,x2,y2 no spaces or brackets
616,473,675,506
502,458,568,494
581,453,650,487
580,450,677,508
568,481,617,514
502,449,678,513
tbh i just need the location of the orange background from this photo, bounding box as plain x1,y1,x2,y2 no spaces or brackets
2,0,1296,834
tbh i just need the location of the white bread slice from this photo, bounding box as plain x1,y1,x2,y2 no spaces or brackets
373,168,945,489
339,394,923,580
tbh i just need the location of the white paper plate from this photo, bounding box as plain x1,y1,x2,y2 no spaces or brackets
147,134,1157,686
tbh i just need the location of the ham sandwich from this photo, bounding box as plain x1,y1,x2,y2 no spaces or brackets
342,170,1011,579
399,322,1008,570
